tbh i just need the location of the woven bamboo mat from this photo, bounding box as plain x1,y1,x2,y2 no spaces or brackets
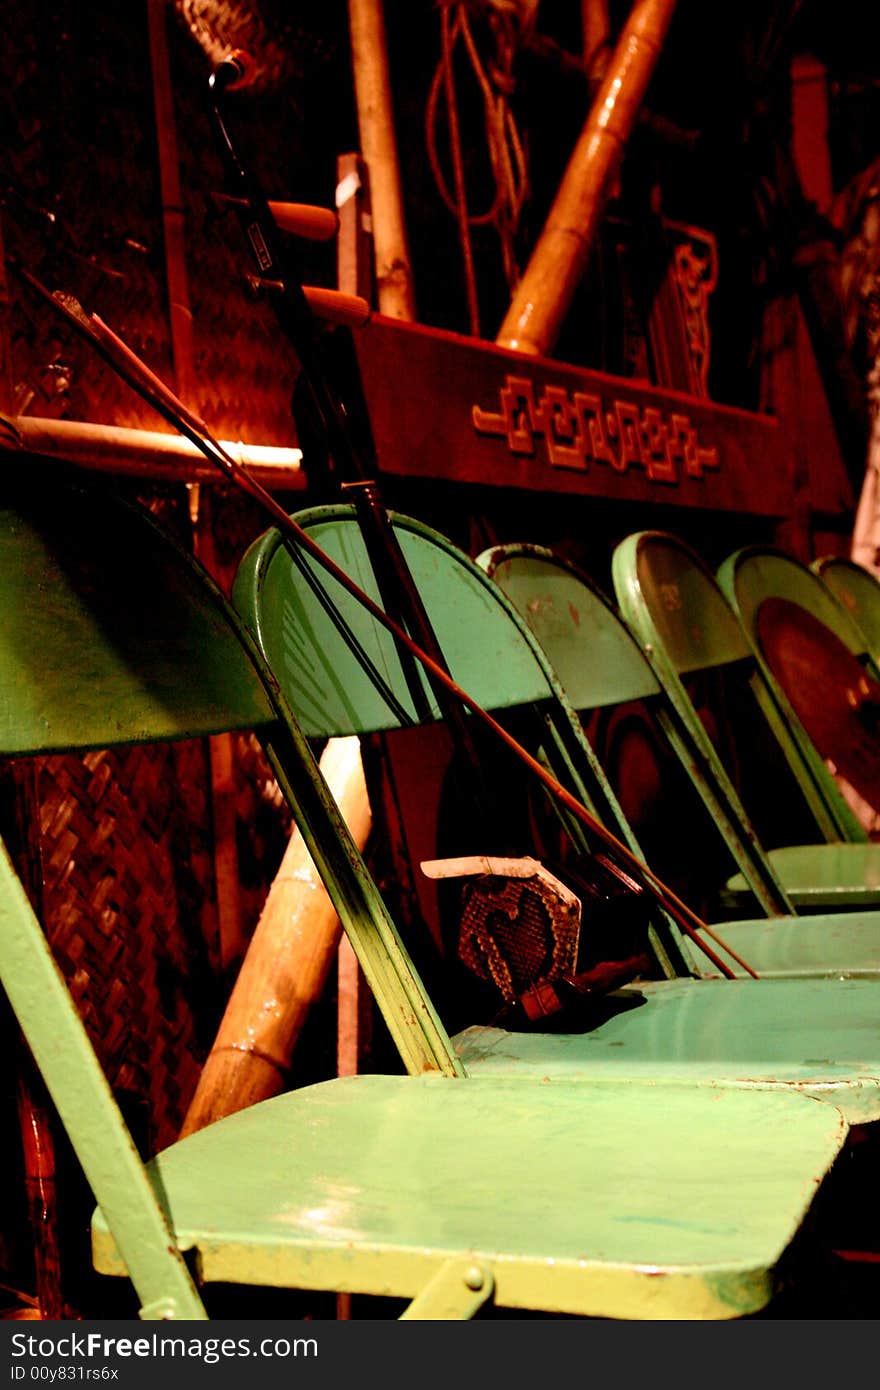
38,742,219,1148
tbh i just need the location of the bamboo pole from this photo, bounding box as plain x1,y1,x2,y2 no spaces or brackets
581,0,611,80
497,0,678,356
180,738,372,1135
348,0,416,319
4,415,304,486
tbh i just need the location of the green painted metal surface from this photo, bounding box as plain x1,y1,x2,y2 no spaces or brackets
478,548,661,709
233,506,556,738
235,506,694,979
456,976,880,1123
614,529,877,867
816,556,880,660
0,838,208,1319
1,470,862,1321
93,1073,847,1320
722,548,876,667
397,1259,495,1319
0,469,463,1321
264,704,462,1079
482,542,880,970
481,543,794,920
717,545,872,843
614,532,751,673
697,911,880,977
0,471,461,1084
0,473,275,753
234,506,880,1136
727,843,880,909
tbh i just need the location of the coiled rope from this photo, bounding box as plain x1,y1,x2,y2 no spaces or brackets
426,1,533,332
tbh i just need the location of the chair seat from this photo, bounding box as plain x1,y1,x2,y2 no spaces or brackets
456,977,880,1123
697,911,880,979
725,843,880,910
92,1073,846,1321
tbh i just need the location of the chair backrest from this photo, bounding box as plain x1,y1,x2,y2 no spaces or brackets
813,555,880,664
0,473,274,754
479,544,792,918
613,531,867,849
0,465,458,1320
233,505,695,979
719,545,878,836
0,464,281,1318
722,547,879,672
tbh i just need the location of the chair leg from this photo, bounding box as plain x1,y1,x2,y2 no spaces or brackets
0,838,209,1321
399,1260,495,1320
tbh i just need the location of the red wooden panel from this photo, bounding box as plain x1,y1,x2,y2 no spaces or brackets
354,316,793,517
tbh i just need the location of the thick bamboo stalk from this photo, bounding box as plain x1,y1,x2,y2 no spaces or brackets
348,0,416,319
497,0,678,356
180,737,372,1136
4,416,304,487
336,936,363,1077
581,0,611,80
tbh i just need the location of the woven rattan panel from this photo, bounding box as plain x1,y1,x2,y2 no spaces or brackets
3,1,341,444
4,4,173,429
33,731,290,1152
37,741,220,1150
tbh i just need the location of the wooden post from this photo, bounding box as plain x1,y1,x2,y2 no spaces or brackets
180,738,372,1135
497,0,678,357
347,0,417,319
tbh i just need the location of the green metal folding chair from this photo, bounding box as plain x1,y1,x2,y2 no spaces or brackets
4,465,849,1322
719,543,880,831
613,531,880,912
478,542,880,979
233,504,880,1129
815,555,880,663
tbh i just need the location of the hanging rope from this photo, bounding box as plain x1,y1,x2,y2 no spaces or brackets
426,1,532,331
